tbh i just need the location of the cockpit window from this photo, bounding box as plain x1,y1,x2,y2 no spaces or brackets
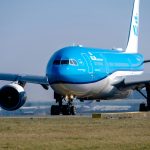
61,60,69,65
53,59,78,66
53,60,61,65
70,59,77,65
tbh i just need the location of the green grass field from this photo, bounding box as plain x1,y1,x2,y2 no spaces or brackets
0,117,150,150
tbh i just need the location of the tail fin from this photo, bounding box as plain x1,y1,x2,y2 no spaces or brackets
125,0,140,53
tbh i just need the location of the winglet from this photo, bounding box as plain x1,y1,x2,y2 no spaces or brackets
125,0,140,53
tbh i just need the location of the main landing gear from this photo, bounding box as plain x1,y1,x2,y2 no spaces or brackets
51,93,76,115
136,83,150,111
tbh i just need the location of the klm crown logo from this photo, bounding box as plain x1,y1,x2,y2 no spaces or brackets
133,15,139,36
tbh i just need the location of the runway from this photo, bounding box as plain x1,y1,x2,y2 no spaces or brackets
0,111,150,119
92,111,150,119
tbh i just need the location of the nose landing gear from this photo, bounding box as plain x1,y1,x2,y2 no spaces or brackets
51,93,76,115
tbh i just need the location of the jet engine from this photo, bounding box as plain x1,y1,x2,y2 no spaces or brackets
0,83,27,111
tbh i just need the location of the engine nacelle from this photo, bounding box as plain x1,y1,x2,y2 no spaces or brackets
0,83,27,111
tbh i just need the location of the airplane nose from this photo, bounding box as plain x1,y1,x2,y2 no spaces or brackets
57,67,70,79
48,66,70,83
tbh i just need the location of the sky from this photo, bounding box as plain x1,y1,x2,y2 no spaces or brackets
0,0,150,101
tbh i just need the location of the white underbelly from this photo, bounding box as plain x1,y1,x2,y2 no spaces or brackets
50,71,141,100
51,75,123,99
51,81,107,98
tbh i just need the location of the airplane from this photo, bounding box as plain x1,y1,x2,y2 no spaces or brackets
0,0,150,115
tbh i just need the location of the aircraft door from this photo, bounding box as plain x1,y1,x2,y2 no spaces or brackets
93,53,108,78
82,53,93,76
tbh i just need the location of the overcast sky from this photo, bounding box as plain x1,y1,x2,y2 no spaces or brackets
0,0,150,101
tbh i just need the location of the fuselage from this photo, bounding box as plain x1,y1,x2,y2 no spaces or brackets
46,46,144,100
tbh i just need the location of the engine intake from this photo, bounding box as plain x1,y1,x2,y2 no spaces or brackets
0,83,27,111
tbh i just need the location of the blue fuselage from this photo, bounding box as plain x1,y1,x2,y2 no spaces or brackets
46,46,144,100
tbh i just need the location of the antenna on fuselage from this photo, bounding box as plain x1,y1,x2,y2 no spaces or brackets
72,43,83,47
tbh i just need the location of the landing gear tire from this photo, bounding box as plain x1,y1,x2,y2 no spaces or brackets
52,93,76,115
139,103,147,112
62,105,70,115
137,83,150,112
70,106,76,115
61,105,76,115
51,105,60,115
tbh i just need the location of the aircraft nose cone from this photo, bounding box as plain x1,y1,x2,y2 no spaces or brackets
57,67,69,79
48,66,70,83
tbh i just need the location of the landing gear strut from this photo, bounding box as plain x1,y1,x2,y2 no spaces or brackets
51,93,76,115
136,83,150,111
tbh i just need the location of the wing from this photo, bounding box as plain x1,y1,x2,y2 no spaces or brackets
0,73,49,89
119,74,150,90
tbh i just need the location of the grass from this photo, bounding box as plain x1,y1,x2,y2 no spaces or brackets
0,117,150,150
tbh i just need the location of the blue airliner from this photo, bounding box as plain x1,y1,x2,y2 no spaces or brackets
0,0,150,115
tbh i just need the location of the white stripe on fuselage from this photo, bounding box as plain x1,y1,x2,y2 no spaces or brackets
51,70,143,100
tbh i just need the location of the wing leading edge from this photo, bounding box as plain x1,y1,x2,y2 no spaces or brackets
0,73,49,89
117,74,150,91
